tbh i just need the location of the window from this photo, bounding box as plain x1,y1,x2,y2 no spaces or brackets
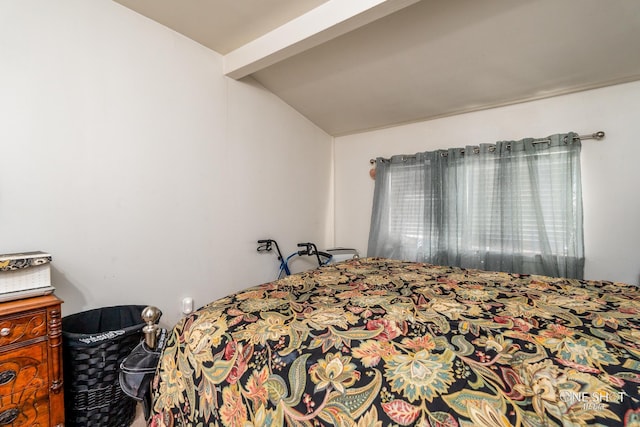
368,133,584,279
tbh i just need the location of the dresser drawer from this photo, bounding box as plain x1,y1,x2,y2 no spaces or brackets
0,310,47,348
0,295,64,427
0,342,47,401
0,385,50,426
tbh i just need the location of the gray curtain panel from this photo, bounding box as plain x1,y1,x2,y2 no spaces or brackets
368,132,584,279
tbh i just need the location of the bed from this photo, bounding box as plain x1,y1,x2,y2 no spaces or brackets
149,257,640,426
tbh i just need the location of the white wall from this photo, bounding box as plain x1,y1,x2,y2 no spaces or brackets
0,0,333,326
335,81,640,285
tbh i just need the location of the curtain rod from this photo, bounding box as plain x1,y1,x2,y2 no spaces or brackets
369,131,605,164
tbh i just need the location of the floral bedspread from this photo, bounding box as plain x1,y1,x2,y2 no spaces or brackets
150,258,640,427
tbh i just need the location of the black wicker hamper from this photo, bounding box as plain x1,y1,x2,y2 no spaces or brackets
62,305,146,427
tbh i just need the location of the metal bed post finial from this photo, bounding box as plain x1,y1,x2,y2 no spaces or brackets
141,306,162,349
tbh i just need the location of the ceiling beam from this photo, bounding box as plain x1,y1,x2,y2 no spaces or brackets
223,0,419,79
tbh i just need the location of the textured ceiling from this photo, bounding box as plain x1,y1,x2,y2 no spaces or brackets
114,0,330,53
114,0,640,136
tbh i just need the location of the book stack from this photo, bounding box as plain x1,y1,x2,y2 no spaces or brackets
0,251,55,302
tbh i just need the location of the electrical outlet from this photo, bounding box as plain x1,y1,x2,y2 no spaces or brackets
182,297,194,315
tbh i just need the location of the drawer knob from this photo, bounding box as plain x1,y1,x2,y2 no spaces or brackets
0,370,16,386
0,408,19,425
0,328,10,337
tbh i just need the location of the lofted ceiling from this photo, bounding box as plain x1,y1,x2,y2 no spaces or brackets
114,0,640,136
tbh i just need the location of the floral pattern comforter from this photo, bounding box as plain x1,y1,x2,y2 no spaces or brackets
150,258,640,427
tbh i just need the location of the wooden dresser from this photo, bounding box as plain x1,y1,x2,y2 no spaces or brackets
0,295,64,426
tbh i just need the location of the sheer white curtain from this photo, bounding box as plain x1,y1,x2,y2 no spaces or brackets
367,133,585,278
